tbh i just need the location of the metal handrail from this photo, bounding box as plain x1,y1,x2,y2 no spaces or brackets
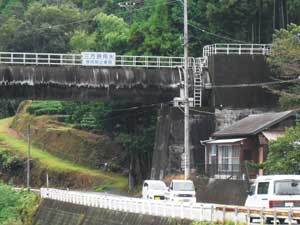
0,52,188,68
203,43,272,57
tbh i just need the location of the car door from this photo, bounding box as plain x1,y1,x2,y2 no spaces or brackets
256,181,270,208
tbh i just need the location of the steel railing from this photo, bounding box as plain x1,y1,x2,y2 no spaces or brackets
40,188,300,224
0,52,195,68
203,44,272,57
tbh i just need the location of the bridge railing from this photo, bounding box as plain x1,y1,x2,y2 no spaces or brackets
203,43,272,57
40,188,300,224
0,52,83,66
0,52,192,68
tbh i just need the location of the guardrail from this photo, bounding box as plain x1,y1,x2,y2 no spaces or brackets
0,52,194,68
203,44,272,57
41,188,300,224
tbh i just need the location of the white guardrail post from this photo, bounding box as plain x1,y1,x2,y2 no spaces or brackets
40,188,300,223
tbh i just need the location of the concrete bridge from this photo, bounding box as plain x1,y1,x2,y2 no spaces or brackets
0,44,272,107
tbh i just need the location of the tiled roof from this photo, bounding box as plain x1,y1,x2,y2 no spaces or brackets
213,110,295,138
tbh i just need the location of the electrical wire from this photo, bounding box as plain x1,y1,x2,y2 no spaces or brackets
187,21,249,44
208,77,300,89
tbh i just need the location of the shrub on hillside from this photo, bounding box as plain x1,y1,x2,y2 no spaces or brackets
27,101,64,115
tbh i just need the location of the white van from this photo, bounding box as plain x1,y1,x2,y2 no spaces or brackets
142,180,167,200
245,175,300,223
166,180,196,203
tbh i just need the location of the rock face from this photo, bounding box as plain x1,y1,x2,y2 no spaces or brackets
0,65,184,102
151,105,215,179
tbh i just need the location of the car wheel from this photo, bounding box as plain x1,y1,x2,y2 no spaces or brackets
266,218,273,224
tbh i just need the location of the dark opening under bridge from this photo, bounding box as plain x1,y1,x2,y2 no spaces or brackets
0,44,272,107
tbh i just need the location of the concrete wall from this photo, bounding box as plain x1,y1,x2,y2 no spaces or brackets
151,105,215,179
0,65,183,103
208,55,278,108
33,199,192,225
194,177,249,206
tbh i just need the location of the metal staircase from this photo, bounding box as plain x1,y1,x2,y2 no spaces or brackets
192,57,208,107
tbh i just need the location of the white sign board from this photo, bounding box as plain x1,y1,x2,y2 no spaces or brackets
81,52,116,66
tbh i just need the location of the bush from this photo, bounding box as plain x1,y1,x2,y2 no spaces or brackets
265,124,300,174
0,184,39,225
27,101,64,115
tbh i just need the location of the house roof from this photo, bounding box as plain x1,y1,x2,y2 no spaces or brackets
262,131,285,141
213,110,295,138
204,138,245,144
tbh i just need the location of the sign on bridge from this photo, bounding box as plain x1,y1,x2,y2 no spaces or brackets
81,52,116,66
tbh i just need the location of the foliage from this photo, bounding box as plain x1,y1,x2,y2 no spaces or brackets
94,12,130,53
0,100,20,119
27,101,64,115
0,2,81,52
27,101,111,130
279,95,300,109
128,0,181,56
0,117,128,189
0,183,39,225
70,30,96,52
264,124,300,174
267,23,300,78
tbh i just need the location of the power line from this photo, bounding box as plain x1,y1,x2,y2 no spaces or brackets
187,21,249,44
209,77,300,89
108,101,172,113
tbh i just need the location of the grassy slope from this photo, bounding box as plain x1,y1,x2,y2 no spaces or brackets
0,117,127,190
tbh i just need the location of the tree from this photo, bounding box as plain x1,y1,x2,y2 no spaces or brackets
93,12,129,53
70,30,96,52
5,3,82,52
267,23,300,78
264,125,300,174
128,0,181,56
0,16,22,51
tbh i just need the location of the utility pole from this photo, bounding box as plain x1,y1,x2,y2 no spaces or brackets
27,123,31,190
183,0,190,180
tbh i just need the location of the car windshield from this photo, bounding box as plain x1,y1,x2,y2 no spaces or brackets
173,182,194,191
274,180,300,195
149,182,166,190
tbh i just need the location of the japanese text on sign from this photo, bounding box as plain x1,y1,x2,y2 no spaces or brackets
81,52,116,66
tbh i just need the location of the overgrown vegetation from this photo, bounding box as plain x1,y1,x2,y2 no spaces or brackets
27,101,111,130
0,117,128,190
0,100,20,119
264,124,300,174
267,23,300,78
266,24,300,109
0,183,39,225
26,100,156,186
0,0,300,56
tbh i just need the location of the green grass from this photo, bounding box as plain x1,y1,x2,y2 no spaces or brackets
0,117,127,190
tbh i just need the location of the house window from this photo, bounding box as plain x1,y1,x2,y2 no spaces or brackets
218,145,240,172
209,144,217,164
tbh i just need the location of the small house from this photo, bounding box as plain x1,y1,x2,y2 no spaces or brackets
202,110,297,180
